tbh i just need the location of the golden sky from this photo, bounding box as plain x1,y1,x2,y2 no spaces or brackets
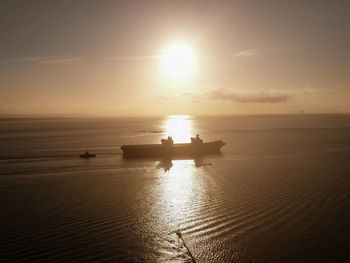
1,0,350,116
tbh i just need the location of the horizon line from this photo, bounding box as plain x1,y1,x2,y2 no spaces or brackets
0,112,349,120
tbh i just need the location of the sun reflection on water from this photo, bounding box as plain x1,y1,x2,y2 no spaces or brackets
158,160,203,226
157,115,205,228
152,115,207,259
164,115,192,143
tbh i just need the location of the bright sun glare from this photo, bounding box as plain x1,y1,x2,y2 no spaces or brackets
160,42,196,83
165,115,192,143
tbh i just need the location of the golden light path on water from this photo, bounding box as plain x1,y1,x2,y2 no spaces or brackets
152,156,206,261
156,115,206,242
164,115,192,143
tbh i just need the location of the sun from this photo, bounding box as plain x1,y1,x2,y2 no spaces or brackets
160,42,196,83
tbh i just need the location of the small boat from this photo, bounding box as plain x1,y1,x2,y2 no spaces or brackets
80,151,96,158
121,135,225,158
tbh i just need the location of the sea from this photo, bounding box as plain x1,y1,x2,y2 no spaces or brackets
1,114,350,263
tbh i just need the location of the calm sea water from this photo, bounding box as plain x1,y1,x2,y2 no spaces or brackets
1,115,350,262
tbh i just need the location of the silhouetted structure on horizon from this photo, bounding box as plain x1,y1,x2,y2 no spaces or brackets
121,135,225,158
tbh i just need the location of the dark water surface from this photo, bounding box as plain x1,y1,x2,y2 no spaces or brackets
1,115,350,262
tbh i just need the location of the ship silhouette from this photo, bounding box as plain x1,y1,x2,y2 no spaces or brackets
121,135,225,158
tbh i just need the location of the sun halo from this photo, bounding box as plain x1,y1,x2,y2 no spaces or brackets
160,42,197,83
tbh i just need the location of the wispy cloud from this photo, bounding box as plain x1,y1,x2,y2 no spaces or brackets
10,54,159,64
14,57,44,63
145,88,291,104
39,57,83,64
234,49,259,58
13,56,82,64
102,55,159,61
207,88,290,103
233,48,281,58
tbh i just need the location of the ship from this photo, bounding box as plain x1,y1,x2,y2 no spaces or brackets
121,135,225,158
80,151,96,158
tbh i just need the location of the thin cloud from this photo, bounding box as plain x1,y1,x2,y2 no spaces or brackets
207,89,290,103
102,55,159,61
233,48,280,58
146,89,290,104
14,56,46,62
234,49,259,58
10,54,159,64
13,56,82,64
39,57,82,64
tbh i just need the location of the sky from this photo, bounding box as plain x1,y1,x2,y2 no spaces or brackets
1,0,350,116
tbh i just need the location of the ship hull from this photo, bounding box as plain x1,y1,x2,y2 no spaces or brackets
80,154,96,158
121,140,225,158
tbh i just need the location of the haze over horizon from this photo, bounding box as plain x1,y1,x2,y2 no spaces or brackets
1,0,350,116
